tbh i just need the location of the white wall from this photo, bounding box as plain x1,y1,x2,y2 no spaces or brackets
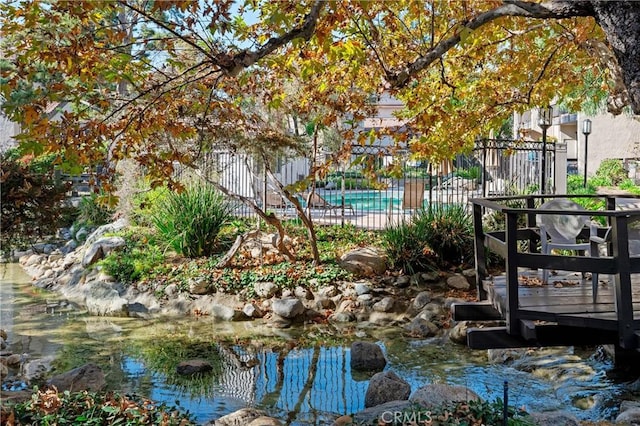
0,111,20,153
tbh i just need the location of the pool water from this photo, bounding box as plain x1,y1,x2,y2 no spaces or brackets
317,190,403,212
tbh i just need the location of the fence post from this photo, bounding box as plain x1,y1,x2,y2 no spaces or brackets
554,141,567,194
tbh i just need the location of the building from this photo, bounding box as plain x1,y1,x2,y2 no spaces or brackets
514,107,640,187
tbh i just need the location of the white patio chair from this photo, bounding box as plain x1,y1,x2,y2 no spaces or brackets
536,199,598,288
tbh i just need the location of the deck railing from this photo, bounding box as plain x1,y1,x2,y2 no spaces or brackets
471,194,640,348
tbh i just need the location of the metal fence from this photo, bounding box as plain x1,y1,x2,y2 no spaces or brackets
192,139,554,230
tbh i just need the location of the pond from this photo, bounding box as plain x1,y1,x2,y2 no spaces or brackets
0,264,628,424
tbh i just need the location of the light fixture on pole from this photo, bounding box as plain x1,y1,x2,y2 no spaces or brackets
582,119,592,188
538,106,553,194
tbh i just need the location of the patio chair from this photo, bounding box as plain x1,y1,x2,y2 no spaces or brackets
264,191,294,216
536,198,599,294
401,180,425,211
386,180,425,223
306,192,355,217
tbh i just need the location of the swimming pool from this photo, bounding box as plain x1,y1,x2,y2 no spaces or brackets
317,190,403,212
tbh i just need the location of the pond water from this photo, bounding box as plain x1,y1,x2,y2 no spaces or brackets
0,264,629,424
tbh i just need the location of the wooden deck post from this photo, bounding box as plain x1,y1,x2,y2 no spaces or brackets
473,202,488,300
505,211,520,335
611,215,636,349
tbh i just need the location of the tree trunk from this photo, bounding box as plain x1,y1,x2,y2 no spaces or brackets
591,1,640,115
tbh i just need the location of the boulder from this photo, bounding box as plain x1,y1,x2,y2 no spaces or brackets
254,281,279,298
354,282,371,295
373,297,395,313
394,275,410,288
294,286,314,300
616,401,640,424
409,383,480,409
176,359,213,376
83,218,127,246
271,298,305,319
448,321,469,344
85,282,128,316
412,291,431,311
81,236,126,267
350,341,386,371
211,408,267,426
351,400,413,424
47,363,105,392
446,274,471,291
243,303,264,318
339,246,387,277
364,370,411,408
209,303,243,321
247,417,282,426
404,318,439,338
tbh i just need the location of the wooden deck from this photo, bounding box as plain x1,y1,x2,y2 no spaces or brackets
485,270,640,329
453,194,640,367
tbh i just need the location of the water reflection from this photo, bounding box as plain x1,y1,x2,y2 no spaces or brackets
0,264,624,424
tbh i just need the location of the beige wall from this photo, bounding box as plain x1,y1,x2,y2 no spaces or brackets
581,113,640,176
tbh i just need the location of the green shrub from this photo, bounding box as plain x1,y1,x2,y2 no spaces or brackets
595,158,628,186
99,228,167,283
152,184,233,257
382,220,436,274
413,205,474,267
130,186,171,227
456,166,481,182
4,388,194,425
76,193,114,228
383,205,474,274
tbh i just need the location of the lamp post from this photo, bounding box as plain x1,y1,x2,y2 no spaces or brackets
582,119,592,188
538,106,553,194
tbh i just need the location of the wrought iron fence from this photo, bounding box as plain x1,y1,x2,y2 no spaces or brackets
191,139,553,230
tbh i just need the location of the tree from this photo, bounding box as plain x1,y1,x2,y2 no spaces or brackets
2,1,639,191
0,151,71,254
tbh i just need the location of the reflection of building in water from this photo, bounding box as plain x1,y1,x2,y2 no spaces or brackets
218,345,367,417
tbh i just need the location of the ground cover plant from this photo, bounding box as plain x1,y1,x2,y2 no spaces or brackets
97,217,384,299
0,388,194,425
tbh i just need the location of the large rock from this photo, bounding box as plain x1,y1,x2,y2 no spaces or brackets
47,363,105,392
254,281,278,298
81,236,126,267
339,246,387,277
83,218,128,246
446,274,471,291
85,282,128,316
404,317,439,338
211,408,268,426
247,417,282,426
364,371,411,408
271,298,305,319
616,401,640,425
352,400,413,424
410,383,480,409
350,341,386,371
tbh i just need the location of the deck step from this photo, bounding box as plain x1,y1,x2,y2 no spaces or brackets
467,324,617,350
451,301,503,321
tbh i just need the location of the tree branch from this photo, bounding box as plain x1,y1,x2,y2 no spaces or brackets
386,1,594,88
218,0,325,76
